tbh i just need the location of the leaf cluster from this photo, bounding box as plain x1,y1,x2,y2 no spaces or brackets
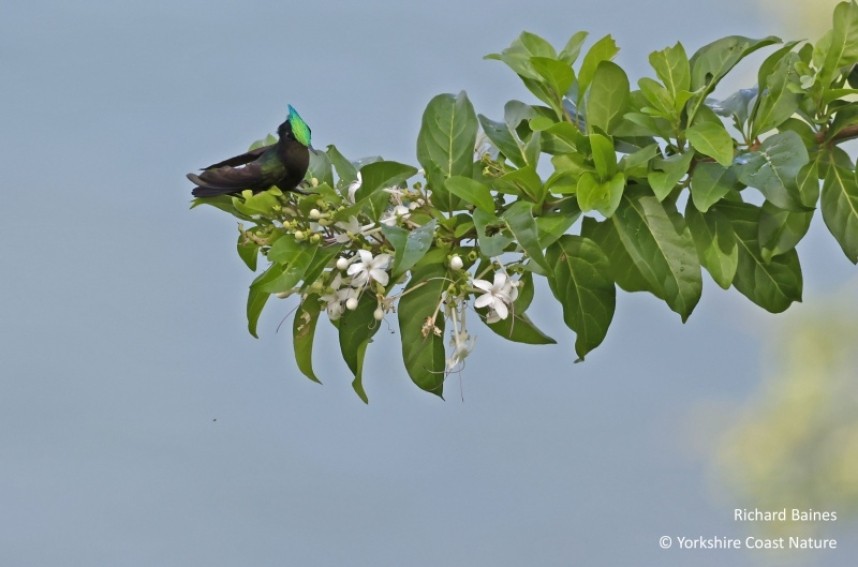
194,1,858,400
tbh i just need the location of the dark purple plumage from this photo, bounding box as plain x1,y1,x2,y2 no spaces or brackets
188,107,312,198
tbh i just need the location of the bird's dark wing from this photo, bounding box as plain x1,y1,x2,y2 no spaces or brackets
189,161,269,190
201,145,272,170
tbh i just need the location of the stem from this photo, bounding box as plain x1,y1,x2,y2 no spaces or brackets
818,123,858,145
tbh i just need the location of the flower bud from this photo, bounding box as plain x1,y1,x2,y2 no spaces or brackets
336,257,350,271
309,208,322,220
373,307,384,321
450,255,464,270
346,297,359,311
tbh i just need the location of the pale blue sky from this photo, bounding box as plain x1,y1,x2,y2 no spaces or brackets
1,1,855,565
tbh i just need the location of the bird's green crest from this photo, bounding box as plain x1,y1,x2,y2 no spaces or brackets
287,105,312,147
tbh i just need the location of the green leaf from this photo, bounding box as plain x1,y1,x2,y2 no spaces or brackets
478,114,527,168
543,120,587,154
531,56,575,98
474,209,513,258
482,271,557,345
648,150,695,201
260,239,314,292
417,92,478,210
716,200,803,312
237,233,259,271
649,42,691,99
707,87,758,126
577,35,620,102
234,189,280,217
588,133,617,179
559,31,589,65
300,244,344,292
734,131,810,211
266,234,301,264
339,295,381,403
637,77,677,121
758,201,813,262
307,148,334,188
478,102,541,168
293,294,323,383
817,0,858,84
496,165,545,203
623,111,673,140
752,50,801,137
326,144,358,187
690,162,742,212
446,176,496,214
546,235,616,360
581,216,650,293
685,203,738,289
485,34,542,79
586,61,630,135
546,153,586,194
246,285,270,339
797,158,821,208
620,143,660,179
687,107,734,167
398,265,447,397
355,160,418,202
689,35,780,92
505,101,541,166
502,201,550,273
827,104,858,141
535,198,581,247
519,31,557,58
381,220,437,278
599,188,702,321
821,148,858,263
576,171,625,217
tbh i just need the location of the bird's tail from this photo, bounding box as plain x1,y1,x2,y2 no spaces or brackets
187,173,237,198
191,185,238,198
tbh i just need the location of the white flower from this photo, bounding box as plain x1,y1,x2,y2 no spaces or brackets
347,250,392,287
472,272,519,322
447,329,475,371
346,172,362,203
320,273,359,320
444,298,475,371
380,204,411,226
383,186,406,204
333,216,376,243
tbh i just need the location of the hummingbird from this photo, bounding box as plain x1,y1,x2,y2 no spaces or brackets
188,105,312,198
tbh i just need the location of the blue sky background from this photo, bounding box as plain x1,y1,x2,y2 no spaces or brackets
1,1,855,565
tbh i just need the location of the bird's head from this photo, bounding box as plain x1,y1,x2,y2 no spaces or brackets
280,104,312,148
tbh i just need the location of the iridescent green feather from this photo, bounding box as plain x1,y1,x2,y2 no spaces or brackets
287,105,312,147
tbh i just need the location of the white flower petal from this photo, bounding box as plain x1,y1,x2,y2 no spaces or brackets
472,278,492,292
370,269,389,286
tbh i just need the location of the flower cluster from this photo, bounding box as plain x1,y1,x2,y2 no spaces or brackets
321,251,393,320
